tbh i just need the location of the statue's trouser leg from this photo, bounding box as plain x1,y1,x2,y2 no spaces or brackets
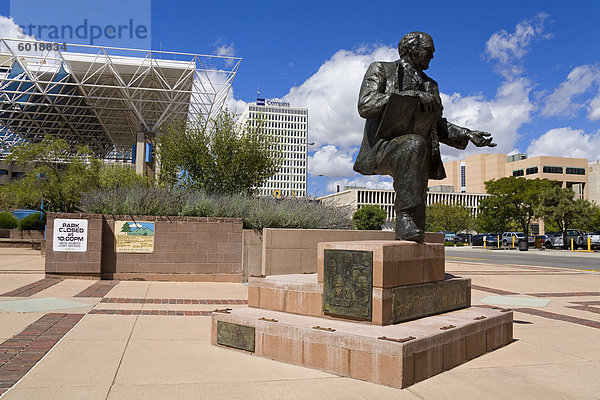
376,134,429,236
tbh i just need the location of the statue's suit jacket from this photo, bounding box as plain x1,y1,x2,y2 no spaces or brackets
353,60,470,180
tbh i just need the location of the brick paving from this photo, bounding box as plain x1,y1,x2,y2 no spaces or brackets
513,308,600,329
100,297,247,304
526,291,600,297
73,280,119,298
574,300,600,305
470,284,519,295
451,271,585,275
0,278,63,297
89,309,215,316
0,313,84,392
566,305,600,315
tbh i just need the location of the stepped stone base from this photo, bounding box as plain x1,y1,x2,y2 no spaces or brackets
212,306,513,389
317,240,445,288
248,273,470,325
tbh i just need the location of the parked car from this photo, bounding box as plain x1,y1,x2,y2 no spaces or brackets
456,233,472,244
501,232,526,247
584,231,600,249
544,230,585,249
528,234,549,247
442,232,461,244
471,233,499,247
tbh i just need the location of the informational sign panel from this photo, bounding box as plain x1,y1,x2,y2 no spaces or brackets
53,219,88,252
114,221,155,253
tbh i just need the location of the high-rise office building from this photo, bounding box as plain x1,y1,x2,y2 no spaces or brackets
239,99,309,197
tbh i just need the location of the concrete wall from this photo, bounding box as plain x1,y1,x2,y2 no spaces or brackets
9,229,44,240
45,213,243,282
243,229,443,278
243,230,263,281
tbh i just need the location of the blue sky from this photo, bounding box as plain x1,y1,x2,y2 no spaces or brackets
1,0,599,197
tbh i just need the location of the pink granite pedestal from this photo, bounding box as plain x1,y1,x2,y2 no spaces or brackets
213,239,513,389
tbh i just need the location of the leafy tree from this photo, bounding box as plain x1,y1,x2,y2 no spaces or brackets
352,205,387,230
0,137,102,213
477,177,554,238
425,203,473,233
157,109,282,195
98,164,149,190
0,137,152,214
575,203,600,232
536,186,594,248
475,195,515,234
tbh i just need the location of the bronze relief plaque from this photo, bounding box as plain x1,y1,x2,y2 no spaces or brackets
323,249,373,321
216,321,255,352
392,279,470,323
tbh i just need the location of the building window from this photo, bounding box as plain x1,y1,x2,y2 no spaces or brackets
0,169,8,176
512,169,524,177
460,162,466,192
543,166,563,174
566,167,585,175
526,166,538,175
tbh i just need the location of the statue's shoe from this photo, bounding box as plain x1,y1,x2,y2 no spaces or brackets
395,213,424,242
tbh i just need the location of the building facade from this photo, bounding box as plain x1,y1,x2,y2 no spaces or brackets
436,153,588,199
239,99,309,197
587,161,600,205
318,187,489,228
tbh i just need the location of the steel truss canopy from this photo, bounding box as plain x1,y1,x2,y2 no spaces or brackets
0,38,241,159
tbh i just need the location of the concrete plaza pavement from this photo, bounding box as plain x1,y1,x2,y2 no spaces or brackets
0,247,598,399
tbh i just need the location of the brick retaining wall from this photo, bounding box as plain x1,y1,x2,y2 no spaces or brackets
45,213,243,282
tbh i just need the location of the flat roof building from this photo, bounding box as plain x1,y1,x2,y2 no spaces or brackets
437,153,588,199
239,99,309,198
318,187,489,229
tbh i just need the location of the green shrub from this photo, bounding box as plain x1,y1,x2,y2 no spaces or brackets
352,205,387,230
444,241,455,246
0,212,18,229
181,193,352,230
19,213,46,230
79,186,353,230
79,184,187,216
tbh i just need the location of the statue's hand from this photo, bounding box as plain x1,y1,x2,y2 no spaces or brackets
468,130,496,147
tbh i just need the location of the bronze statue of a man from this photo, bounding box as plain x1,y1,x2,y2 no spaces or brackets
354,31,496,242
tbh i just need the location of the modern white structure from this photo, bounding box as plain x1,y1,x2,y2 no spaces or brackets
318,187,489,227
0,38,240,176
239,99,308,197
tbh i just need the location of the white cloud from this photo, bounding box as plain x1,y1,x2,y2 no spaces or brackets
0,16,55,59
588,90,600,121
308,145,356,177
0,16,33,40
485,13,551,79
526,127,600,160
542,65,600,118
214,42,236,67
317,176,393,196
283,45,398,150
216,43,235,58
440,78,535,160
225,89,248,115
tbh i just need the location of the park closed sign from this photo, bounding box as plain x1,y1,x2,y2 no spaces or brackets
53,219,88,252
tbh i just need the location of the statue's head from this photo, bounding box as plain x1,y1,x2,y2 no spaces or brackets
398,31,435,71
